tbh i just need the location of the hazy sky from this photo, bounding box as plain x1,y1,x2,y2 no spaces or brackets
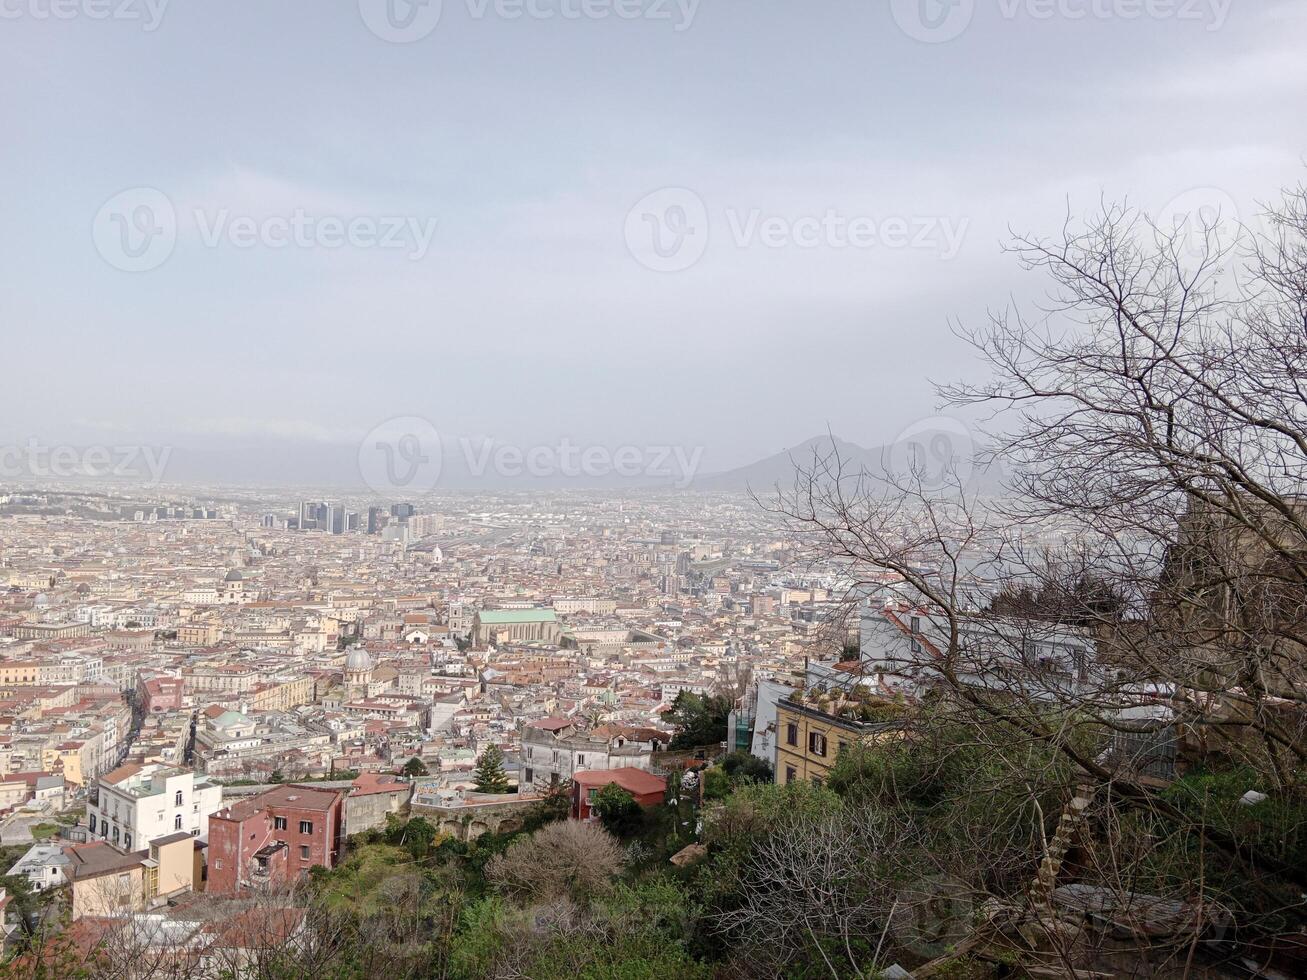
3,0,1305,473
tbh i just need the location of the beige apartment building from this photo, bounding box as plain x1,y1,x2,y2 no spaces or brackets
247,676,314,713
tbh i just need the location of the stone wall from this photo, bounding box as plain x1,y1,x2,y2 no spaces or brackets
410,793,542,842
344,788,408,837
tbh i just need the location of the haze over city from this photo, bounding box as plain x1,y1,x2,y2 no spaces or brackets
4,0,1306,480
3,2,1307,977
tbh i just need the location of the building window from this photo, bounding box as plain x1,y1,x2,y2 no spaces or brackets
838,740,849,756
124,834,132,849
785,766,797,783
214,859,223,871
910,616,922,653
174,814,183,831
299,820,313,835
300,845,310,860
89,814,96,833
174,790,183,806
785,722,798,746
274,816,288,831
808,732,827,757
524,768,533,784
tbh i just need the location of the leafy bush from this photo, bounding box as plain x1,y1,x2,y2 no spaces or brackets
667,691,732,748
719,750,773,784
593,784,643,837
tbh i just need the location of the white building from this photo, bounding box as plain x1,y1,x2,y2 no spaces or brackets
87,764,223,851
857,602,1098,700
519,719,667,790
7,843,71,893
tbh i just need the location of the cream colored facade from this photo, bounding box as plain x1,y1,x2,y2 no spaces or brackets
774,700,901,787
0,662,40,685
248,676,314,713
72,864,145,920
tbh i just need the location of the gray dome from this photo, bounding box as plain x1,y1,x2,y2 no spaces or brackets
345,647,374,672
224,570,244,582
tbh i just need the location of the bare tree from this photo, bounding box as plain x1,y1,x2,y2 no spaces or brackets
715,807,901,979
486,820,623,902
769,180,1307,976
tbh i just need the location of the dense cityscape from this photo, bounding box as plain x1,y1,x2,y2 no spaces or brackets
6,0,1306,976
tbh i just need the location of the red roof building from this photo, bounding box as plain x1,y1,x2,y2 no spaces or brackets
205,785,344,896
570,768,667,821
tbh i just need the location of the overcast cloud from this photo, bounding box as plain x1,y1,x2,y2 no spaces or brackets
1,0,1304,475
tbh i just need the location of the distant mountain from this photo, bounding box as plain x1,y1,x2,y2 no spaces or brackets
687,433,1008,496
689,435,876,492
111,431,1006,495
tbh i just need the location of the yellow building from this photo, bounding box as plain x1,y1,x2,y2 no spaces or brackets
177,620,222,646
0,662,41,685
774,694,905,787
69,833,196,919
145,832,197,899
248,676,314,713
42,736,103,787
69,847,146,920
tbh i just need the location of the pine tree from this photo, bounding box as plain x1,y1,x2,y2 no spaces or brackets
473,744,511,794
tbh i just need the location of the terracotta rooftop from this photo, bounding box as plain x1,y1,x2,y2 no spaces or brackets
99,762,145,785
572,767,667,796
527,716,574,732
214,784,343,821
